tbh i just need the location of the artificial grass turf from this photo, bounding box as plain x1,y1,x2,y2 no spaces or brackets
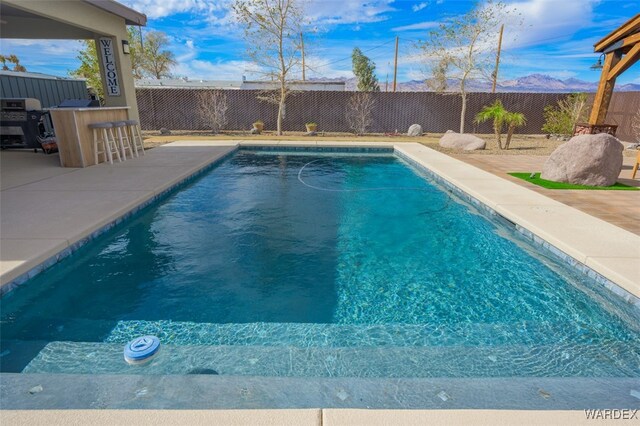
508,172,639,190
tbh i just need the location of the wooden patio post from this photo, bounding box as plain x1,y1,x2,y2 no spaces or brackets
588,51,621,125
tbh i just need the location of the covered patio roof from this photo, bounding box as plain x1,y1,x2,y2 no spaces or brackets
0,0,146,38
0,0,146,119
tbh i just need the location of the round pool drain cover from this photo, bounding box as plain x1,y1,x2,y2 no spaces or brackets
124,335,160,365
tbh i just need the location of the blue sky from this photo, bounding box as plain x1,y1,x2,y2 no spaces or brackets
2,0,639,84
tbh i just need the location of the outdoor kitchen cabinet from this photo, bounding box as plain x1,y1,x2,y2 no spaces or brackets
49,106,130,168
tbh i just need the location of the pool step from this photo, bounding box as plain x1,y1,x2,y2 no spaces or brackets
22,340,639,377
105,320,598,348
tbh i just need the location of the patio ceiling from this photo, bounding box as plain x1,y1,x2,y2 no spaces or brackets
0,0,146,39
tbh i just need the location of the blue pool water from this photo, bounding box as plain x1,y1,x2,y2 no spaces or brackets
1,150,639,380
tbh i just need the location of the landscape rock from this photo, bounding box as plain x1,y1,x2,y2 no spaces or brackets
159,128,171,135
250,127,261,134
407,124,423,137
439,131,486,150
304,131,317,136
541,133,623,186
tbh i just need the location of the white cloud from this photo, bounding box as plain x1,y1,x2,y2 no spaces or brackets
0,39,84,76
0,39,83,57
501,0,599,50
305,54,354,79
306,0,395,27
392,21,440,32
122,0,227,19
172,59,261,80
124,0,395,27
175,38,197,63
412,2,428,12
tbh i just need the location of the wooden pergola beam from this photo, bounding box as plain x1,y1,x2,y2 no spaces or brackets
594,14,640,52
606,42,640,81
602,32,640,54
588,13,640,127
588,51,622,125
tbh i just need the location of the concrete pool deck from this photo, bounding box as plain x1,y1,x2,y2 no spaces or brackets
2,408,629,425
1,140,638,298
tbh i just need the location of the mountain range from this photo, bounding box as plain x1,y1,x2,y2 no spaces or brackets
314,73,640,92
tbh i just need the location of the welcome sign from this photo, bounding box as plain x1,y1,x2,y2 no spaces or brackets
99,37,120,96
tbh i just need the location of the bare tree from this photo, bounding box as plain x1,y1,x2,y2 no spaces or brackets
346,92,375,135
233,0,305,135
197,91,229,134
419,0,515,133
425,58,449,92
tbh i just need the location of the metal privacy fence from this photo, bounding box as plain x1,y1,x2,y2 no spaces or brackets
588,91,640,142
136,89,640,140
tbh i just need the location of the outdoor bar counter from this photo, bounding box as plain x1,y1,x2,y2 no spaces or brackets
49,106,130,168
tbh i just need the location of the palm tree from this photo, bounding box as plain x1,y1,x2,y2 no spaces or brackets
504,112,527,149
474,100,507,149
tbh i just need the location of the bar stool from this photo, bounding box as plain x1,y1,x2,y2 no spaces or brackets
89,122,121,165
112,121,134,160
124,119,145,157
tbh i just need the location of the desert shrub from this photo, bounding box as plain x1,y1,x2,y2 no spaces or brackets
541,93,588,136
197,90,228,133
346,92,375,135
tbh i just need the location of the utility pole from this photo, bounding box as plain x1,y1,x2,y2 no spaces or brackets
300,32,306,81
392,36,399,92
491,24,504,94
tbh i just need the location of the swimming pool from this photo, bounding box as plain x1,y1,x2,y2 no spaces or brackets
1,148,639,407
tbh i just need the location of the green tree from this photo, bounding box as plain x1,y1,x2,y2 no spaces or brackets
140,31,176,79
352,47,380,92
70,40,104,100
233,0,306,135
419,0,518,133
0,54,27,72
474,99,507,148
541,93,589,136
127,27,145,80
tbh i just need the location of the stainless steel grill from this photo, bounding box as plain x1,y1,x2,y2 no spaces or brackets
0,98,46,150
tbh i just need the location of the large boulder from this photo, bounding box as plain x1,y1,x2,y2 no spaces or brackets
541,133,623,186
407,124,423,137
439,130,486,150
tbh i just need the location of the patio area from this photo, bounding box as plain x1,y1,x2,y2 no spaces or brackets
453,153,640,235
